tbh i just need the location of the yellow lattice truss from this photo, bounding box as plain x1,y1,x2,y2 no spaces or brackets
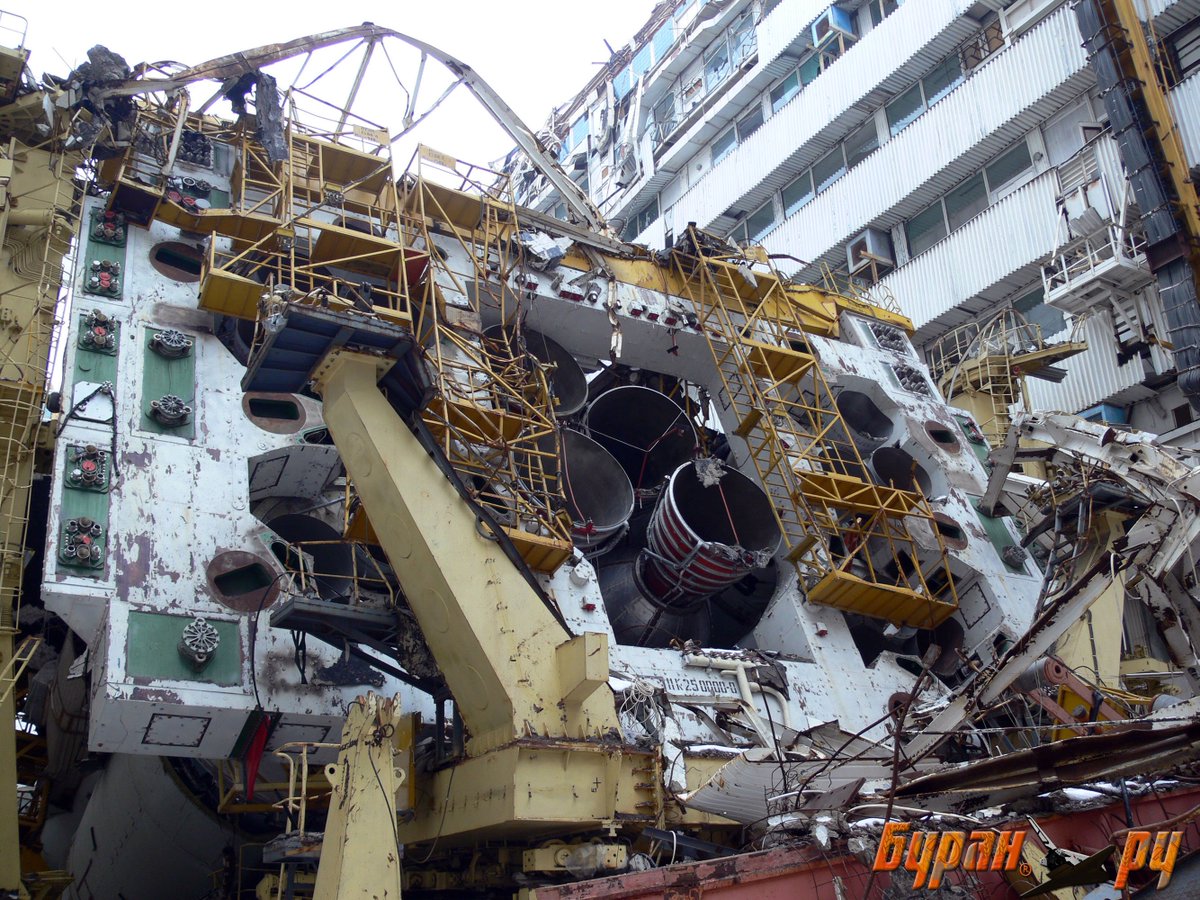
401,151,572,571
929,308,1086,449
102,89,574,573
670,227,959,629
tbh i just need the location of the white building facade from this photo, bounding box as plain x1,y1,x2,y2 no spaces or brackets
510,0,1200,443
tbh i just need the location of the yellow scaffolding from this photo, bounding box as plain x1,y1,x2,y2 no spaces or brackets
671,227,960,629
400,150,573,572
929,308,1086,449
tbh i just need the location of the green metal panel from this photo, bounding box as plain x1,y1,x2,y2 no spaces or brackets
82,209,128,298
63,444,111,492
140,327,196,439
71,313,119,387
955,413,990,465
126,611,241,685
973,499,1026,573
56,487,108,578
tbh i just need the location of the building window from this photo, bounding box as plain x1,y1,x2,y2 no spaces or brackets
623,198,660,241
770,71,800,113
614,67,633,100
944,173,988,230
782,171,814,216
907,203,948,257
633,43,654,78
558,114,589,161
730,200,778,245
650,92,678,147
984,141,1034,198
885,55,964,136
844,119,880,168
961,17,1005,73
904,139,1035,258
1013,287,1066,336
651,19,676,62
1173,403,1194,430
1166,17,1200,84
868,0,900,27
812,146,847,193
704,39,732,91
712,125,738,165
737,105,764,142
730,12,757,64
746,201,777,242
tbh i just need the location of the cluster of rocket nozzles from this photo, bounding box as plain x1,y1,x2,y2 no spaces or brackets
552,362,782,646
483,326,782,646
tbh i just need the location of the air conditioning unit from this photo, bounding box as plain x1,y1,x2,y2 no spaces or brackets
846,228,893,273
811,6,856,47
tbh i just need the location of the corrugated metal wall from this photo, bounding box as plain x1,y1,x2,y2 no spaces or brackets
1025,314,1149,413
768,6,1089,277
876,169,1062,328
756,0,826,63
1142,0,1200,32
1170,71,1200,167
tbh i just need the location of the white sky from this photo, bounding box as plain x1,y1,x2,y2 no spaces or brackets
17,0,657,167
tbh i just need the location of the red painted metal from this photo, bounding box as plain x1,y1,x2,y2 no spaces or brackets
534,785,1200,899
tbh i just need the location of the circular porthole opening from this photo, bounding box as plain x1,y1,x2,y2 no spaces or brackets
925,420,962,453
871,446,933,495
149,241,204,283
932,513,968,551
207,550,280,612
242,392,308,434
837,391,893,442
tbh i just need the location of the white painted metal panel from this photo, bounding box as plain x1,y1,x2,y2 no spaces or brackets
877,169,1062,328
768,6,1089,281
1170,71,1200,167
757,0,827,64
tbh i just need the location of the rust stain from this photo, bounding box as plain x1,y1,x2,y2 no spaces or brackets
122,533,152,590
123,449,152,468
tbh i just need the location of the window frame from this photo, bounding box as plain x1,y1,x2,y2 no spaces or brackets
711,124,738,166
902,137,1036,259
782,170,814,216
745,199,778,243
770,70,801,113
737,104,765,142
623,197,661,242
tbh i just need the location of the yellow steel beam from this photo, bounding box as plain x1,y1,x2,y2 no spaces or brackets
313,694,404,900
312,350,620,754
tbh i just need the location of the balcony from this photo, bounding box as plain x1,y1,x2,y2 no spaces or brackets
768,4,1090,292
1043,224,1153,315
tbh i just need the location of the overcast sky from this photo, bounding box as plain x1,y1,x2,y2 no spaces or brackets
19,1,656,165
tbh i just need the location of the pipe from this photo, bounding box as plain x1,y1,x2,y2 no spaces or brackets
6,209,63,227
